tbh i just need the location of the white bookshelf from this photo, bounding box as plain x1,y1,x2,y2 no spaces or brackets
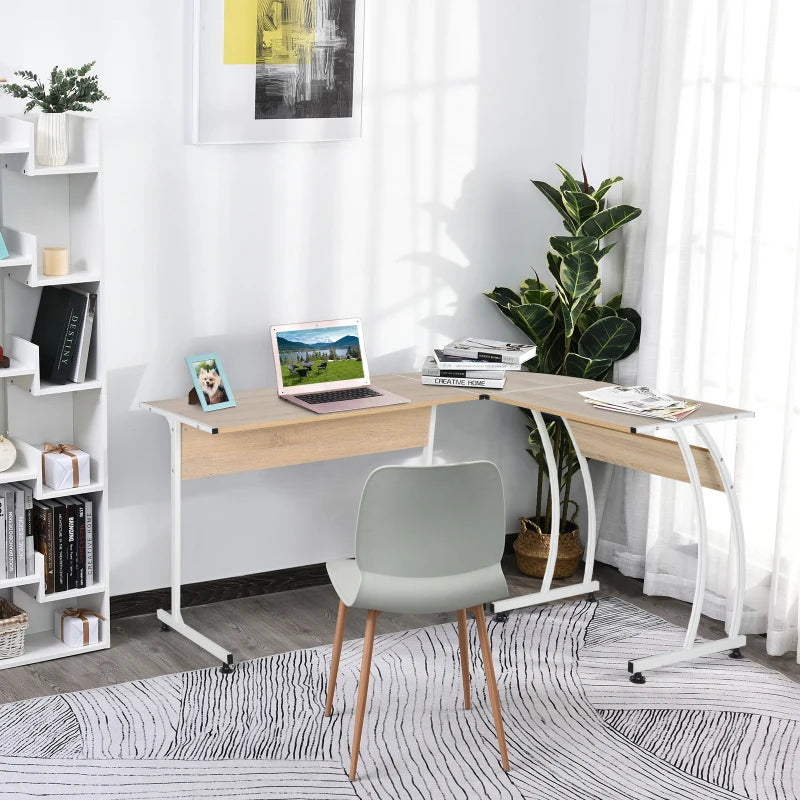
0,112,108,670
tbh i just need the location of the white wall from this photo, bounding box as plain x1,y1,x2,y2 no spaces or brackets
0,0,591,595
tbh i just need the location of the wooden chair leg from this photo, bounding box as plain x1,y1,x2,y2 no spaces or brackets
471,604,509,772
457,609,471,710
325,600,348,717
349,609,379,781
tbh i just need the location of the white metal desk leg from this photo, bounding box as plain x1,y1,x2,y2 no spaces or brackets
627,427,744,683
696,424,746,651
156,420,235,673
562,418,600,600
493,413,599,616
422,406,437,466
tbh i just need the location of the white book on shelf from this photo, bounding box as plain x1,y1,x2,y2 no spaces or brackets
442,337,537,366
11,483,25,578
77,494,94,586
3,487,15,579
0,494,5,580
65,287,97,383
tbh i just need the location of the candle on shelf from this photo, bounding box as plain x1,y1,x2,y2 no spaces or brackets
42,247,69,276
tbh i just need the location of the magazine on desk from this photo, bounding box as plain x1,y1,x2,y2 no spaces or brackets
579,385,699,421
432,349,522,371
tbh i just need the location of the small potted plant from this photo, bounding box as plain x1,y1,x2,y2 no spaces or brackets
0,63,109,167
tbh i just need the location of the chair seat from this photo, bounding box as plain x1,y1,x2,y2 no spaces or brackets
326,558,507,614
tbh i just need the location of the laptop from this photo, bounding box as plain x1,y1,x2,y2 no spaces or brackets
269,318,410,414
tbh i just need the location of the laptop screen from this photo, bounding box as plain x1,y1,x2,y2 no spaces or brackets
270,318,371,395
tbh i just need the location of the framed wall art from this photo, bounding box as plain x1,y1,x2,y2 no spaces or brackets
191,0,364,144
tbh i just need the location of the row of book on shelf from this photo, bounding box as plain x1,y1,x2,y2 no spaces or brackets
31,285,97,384
1,488,95,593
420,337,538,389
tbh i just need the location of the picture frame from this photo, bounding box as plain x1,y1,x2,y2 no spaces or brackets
190,0,365,144
186,353,236,412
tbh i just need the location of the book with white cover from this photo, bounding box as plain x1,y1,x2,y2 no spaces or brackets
77,495,94,585
432,349,522,371
442,337,537,366
421,375,506,389
11,483,25,578
65,287,97,383
421,356,504,380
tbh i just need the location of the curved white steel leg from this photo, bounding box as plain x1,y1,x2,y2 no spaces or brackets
674,428,708,647
562,418,597,586
696,423,746,637
532,410,561,593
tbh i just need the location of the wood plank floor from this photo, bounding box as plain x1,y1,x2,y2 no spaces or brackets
1,560,797,704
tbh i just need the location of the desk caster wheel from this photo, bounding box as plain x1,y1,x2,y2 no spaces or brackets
629,672,646,685
586,593,597,603
160,622,170,632
493,612,510,624
729,647,743,659
219,661,234,675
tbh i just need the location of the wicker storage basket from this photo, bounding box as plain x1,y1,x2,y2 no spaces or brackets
0,597,28,659
513,517,583,579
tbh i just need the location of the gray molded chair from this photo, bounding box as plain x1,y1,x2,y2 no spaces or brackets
324,461,510,780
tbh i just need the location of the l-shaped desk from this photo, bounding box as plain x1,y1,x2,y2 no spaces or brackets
143,372,752,682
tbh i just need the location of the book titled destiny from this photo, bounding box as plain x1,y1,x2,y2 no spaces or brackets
442,337,537,365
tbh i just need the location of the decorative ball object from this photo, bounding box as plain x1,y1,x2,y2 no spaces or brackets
0,436,17,472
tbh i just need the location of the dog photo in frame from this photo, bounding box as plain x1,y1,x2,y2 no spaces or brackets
187,353,236,411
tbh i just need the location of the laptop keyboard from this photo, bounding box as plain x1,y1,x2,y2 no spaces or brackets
300,387,382,404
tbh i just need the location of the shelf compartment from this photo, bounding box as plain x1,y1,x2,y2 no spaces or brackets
20,580,106,605
0,114,100,176
1,226,99,287
0,630,107,671
36,481,104,501
0,571,40,592
0,435,39,484
7,335,101,396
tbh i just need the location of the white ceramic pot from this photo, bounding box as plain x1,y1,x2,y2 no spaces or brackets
36,112,68,167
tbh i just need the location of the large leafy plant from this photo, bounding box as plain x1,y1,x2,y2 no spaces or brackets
485,164,642,532
0,63,109,113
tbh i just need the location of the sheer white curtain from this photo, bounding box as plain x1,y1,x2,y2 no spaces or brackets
585,0,800,659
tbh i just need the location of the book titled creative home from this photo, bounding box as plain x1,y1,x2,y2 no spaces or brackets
421,375,506,389
442,337,537,365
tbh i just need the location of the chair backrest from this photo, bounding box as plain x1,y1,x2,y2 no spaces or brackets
355,461,505,579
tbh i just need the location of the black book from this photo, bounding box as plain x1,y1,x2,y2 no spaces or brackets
33,501,55,594
74,498,86,589
44,499,68,592
59,499,78,590
31,287,87,385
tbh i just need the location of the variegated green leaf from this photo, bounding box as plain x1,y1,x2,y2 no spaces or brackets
592,176,623,201
565,353,614,380
577,316,636,361
617,307,642,359
531,180,578,233
576,304,617,335
555,164,579,192
549,235,598,257
562,191,599,224
578,204,641,239
596,241,617,261
523,288,556,306
508,302,555,346
606,293,622,310
547,251,562,285
484,286,521,307
519,277,544,293
560,252,599,300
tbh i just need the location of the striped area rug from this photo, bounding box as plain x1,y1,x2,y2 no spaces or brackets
0,597,798,799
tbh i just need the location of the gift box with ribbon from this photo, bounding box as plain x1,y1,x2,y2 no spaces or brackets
54,607,105,648
40,443,90,490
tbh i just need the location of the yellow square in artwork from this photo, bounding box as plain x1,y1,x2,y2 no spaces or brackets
224,0,316,65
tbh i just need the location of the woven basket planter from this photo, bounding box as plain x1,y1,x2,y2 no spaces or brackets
513,517,583,579
0,597,27,659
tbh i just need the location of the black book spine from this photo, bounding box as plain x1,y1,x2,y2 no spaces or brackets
54,505,67,593
75,501,86,589
54,301,85,383
65,503,76,590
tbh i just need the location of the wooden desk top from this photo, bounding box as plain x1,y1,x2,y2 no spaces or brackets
143,371,753,435
142,373,478,434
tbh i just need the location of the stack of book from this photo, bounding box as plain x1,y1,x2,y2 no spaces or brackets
0,483,34,580
421,337,537,389
31,286,97,385
32,494,95,594
579,385,699,421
